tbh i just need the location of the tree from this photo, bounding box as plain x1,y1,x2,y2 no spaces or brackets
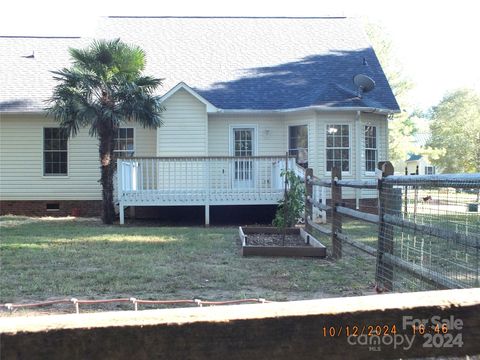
46,39,163,224
427,89,480,173
366,24,418,169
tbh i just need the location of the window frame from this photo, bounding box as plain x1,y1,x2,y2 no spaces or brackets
228,124,258,157
364,125,378,175
114,127,135,158
425,166,435,175
43,127,69,177
288,124,309,168
325,124,351,175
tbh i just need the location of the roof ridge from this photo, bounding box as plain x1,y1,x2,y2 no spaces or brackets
107,16,348,20
0,35,82,39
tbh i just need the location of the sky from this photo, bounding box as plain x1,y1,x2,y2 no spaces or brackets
1,0,479,111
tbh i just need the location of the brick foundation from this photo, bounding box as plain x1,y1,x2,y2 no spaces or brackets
0,200,102,217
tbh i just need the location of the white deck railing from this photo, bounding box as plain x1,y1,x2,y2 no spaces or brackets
117,156,299,207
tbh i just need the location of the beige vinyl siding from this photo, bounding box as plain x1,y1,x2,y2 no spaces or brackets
208,114,285,156
208,114,286,192
0,114,156,201
157,88,208,156
133,124,157,157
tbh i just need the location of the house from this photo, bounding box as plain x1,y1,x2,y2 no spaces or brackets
405,154,436,175
0,17,400,224
405,132,437,175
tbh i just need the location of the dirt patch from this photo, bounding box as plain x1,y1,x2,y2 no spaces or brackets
246,233,310,247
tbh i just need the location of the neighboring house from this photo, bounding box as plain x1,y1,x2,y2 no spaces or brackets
0,17,399,224
405,132,438,175
405,154,436,175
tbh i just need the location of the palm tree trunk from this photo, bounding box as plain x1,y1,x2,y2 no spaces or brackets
99,127,116,224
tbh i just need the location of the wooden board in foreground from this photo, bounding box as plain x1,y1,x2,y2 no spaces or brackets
1,289,479,359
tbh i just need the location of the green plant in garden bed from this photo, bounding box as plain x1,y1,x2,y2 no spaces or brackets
273,170,305,229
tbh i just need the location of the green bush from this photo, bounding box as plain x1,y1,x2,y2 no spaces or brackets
273,170,305,229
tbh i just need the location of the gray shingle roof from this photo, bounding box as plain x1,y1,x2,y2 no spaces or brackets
0,17,399,112
406,154,423,161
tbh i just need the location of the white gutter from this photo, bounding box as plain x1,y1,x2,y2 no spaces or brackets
215,106,399,115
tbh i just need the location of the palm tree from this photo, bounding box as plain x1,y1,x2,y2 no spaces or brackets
46,39,163,224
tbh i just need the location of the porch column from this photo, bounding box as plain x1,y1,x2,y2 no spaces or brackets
205,205,210,226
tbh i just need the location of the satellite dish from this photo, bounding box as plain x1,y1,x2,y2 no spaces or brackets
353,74,375,98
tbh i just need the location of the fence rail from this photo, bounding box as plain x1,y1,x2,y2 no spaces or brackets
1,297,270,314
305,162,480,292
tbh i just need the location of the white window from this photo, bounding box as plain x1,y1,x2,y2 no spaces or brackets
44,128,68,176
114,128,134,157
326,124,350,172
364,125,377,173
425,166,435,175
288,125,308,168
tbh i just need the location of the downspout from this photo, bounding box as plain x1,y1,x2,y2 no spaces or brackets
355,110,362,210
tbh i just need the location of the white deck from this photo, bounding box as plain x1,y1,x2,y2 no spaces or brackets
117,156,302,224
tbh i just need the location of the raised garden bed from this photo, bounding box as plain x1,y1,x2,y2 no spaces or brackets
239,226,326,258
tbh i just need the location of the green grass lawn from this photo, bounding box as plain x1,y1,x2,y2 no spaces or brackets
0,216,376,314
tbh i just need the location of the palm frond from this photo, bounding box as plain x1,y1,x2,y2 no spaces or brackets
46,39,164,138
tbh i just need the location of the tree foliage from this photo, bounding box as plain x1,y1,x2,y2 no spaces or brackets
427,89,480,173
46,39,164,224
366,24,418,168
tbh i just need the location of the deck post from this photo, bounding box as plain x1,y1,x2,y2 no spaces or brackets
205,205,210,226
119,204,125,225
305,168,313,234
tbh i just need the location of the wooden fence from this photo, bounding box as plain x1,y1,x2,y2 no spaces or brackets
304,162,480,292
2,289,479,359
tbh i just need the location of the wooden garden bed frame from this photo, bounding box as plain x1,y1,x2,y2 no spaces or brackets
239,226,326,258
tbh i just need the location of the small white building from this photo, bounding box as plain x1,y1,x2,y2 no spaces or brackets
405,154,436,175
0,17,400,224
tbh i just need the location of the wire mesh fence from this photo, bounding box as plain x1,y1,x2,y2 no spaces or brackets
379,174,480,292
305,164,480,293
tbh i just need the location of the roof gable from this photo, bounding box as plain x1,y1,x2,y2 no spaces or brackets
161,82,218,113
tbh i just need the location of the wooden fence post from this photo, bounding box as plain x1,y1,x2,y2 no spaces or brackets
305,168,313,234
331,166,342,259
376,161,395,291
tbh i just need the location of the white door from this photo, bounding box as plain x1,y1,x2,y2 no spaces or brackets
232,128,255,189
